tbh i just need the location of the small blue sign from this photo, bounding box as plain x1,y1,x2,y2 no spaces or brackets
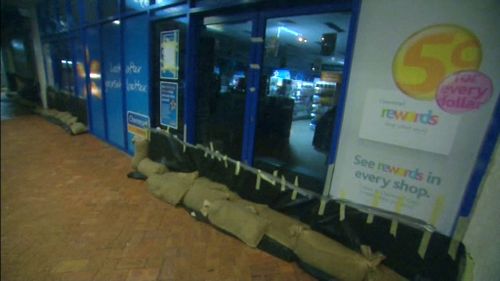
160,82,178,129
127,111,150,139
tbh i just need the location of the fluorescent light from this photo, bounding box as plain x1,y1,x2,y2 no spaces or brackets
113,20,120,25
61,60,67,64
277,26,299,38
90,73,101,79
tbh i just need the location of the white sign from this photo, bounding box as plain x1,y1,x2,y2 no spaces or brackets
359,90,460,155
330,0,499,235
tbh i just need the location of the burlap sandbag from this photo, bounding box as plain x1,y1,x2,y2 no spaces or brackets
55,111,72,120
257,207,309,249
137,158,168,178
45,109,59,117
70,122,87,135
62,116,78,126
131,137,149,170
205,199,270,248
147,171,199,205
183,177,234,211
364,265,407,281
294,230,376,281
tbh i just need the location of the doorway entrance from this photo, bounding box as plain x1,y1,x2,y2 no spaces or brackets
192,5,354,192
195,15,256,161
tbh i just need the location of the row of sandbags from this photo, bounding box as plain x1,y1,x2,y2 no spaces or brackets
131,138,406,281
34,107,87,135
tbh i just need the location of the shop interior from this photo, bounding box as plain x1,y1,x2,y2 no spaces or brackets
196,12,351,191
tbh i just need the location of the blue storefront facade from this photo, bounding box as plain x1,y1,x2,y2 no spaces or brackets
37,0,499,253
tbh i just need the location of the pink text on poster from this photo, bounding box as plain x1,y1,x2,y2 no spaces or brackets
436,71,493,114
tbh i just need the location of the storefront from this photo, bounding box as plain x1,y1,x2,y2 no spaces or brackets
36,0,499,279
38,0,361,193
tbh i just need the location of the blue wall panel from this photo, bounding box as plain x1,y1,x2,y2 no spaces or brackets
124,14,150,153
102,22,125,149
86,27,106,139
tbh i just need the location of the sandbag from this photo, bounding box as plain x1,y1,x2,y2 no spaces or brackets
62,116,78,125
43,109,58,117
147,171,199,205
205,199,270,248
294,230,376,281
55,111,72,120
137,158,168,178
131,137,149,170
365,265,407,281
183,177,234,211
257,207,309,249
69,122,87,135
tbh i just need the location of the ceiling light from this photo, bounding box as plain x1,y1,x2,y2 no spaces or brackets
112,20,120,25
298,36,304,42
304,39,308,43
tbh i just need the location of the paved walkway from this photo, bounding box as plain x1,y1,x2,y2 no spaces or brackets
1,116,314,281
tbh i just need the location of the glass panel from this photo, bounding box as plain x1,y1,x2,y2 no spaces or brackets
152,17,187,138
86,26,106,139
73,37,87,98
70,0,80,27
85,0,98,23
57,0,68,31
100,0,119,19
254,12,351,192
59,40,74,92
125,0,150,12
194,0,235,8
196,20,252,160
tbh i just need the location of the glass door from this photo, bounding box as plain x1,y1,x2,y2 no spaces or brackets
253,11,353,193
195,16,255,160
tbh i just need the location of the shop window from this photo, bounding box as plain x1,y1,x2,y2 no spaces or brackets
195,20,252,160
44,0,57,34
70,0,80,27
56,0,68,31
194,0,235,8
100,0,119,19
124,0,151,12
85,0,98,23
58,40,75,92
43,43,55,87
73,37,87,98
254,12,351,193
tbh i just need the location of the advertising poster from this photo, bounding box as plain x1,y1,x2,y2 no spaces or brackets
330,0,498,235
160,30,179,79
160,82,178,129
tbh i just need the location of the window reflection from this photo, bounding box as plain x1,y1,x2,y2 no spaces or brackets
196,21,252,160
125,0,150,12
254,12,351,192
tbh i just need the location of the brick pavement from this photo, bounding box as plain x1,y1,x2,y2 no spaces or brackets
0,116,315,281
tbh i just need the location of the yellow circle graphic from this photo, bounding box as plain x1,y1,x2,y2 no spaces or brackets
393,24,481,100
